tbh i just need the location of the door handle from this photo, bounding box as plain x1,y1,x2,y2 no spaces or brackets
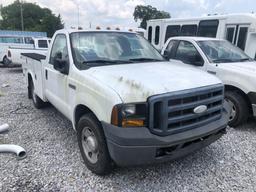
68,84,76,90
45,69,48,80
207,70,216,75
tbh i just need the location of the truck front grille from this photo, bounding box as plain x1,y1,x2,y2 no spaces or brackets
148,84,224,136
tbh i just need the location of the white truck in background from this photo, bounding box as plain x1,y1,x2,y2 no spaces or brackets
146,13,256,59
22,29,229,175
7,37,50,66
161,36,256,127
0,35,35,66
0,34,47,65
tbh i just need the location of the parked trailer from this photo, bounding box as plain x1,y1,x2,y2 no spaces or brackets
146,13,256,59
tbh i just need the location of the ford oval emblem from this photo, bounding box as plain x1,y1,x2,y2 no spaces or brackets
193,105,207,114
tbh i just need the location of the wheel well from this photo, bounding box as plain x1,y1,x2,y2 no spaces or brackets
74,105,99,130
28,73,32,82
225,85,252,114
2,55,8,63
28,73,33,99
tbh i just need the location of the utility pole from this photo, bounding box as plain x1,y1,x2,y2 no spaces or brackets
78,4,80,29
71,0,80,29
20,1,24,31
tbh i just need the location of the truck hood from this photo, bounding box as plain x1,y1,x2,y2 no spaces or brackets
88,62,221,103
216,61,256,73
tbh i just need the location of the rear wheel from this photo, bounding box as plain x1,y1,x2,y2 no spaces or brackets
29,80,46,109
77,114,112,175
3,56,10,66
225,91,249,127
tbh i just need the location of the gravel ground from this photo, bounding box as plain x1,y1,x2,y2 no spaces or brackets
1,67,256,192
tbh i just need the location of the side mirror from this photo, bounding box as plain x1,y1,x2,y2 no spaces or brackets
53,53,69,75
192,55,204,66
162,50,170,60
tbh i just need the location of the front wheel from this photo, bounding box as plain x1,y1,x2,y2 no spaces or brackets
225,91,249,127
77,114,112,175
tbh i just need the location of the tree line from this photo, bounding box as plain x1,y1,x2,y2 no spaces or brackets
0,0,64,37
0,1,170,37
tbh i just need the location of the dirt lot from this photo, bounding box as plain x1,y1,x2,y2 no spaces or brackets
1,67,256,192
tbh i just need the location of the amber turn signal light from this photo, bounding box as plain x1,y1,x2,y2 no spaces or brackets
122,119,145,127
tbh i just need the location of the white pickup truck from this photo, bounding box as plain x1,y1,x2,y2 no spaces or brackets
161,37,256,127
7,37,50,66
22,29,229,175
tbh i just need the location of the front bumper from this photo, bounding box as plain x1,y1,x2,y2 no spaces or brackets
102,103,230,166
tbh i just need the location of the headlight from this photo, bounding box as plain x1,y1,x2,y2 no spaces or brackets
111,103,147,127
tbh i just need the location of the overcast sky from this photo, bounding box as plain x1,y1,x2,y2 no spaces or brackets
1,0,256,29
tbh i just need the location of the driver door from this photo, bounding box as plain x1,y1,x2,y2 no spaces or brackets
44,34,70,118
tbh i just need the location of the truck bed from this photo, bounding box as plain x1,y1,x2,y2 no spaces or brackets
9,47,47,65
22,53,45,101
21,53,46,61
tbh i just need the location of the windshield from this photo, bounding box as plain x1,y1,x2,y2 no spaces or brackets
70,32,164,68
197,40,252,63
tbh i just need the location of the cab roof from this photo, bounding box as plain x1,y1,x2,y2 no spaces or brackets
169,36,224,42
56,29,136,35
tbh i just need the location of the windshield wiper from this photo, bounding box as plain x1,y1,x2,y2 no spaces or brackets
129,58,164,62
83,59,132,65
212,59,234,63
237,58,252,62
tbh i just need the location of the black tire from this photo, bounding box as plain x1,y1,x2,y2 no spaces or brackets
77,113,112,175
225,91,249,127
29,80,46,109
3,56,10,66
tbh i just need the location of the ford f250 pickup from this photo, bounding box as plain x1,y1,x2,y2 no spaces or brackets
22,29,229,175
162,37,256,127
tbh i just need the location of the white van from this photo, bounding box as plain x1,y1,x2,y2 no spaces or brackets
146,13,256,59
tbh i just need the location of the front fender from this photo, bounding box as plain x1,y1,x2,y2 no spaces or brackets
221,78,251,94
71,88,122,130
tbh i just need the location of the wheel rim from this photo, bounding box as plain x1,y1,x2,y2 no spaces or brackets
81,127,99,164
3,57,9,65
227,99,237,122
